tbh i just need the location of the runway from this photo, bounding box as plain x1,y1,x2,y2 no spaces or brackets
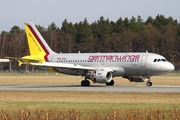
0,84,179,93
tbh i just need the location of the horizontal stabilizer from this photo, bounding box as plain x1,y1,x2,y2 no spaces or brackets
0,59,9,62
5,57,39,62
5,56,40,66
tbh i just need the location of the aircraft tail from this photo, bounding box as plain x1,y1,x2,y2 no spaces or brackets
24,22,55,62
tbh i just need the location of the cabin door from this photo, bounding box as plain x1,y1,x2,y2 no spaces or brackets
141,55,148,67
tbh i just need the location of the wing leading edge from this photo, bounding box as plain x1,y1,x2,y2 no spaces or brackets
31,62,94,71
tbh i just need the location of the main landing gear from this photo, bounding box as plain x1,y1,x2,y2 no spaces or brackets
81,79,115,86
81,80,90,86
146,80,152,86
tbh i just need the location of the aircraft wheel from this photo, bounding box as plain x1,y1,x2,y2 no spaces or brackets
106,79,114,86
146,81,152,86
81,80,90,86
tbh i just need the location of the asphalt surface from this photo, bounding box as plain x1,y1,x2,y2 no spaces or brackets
0,84,179,93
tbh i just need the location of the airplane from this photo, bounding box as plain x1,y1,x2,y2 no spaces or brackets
7,22,175,86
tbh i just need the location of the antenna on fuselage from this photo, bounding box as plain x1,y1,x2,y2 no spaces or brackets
146,50,148,53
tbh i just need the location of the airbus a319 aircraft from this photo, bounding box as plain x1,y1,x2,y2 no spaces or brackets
8,22,175,86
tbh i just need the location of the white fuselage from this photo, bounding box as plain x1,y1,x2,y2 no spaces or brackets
47,52,174,77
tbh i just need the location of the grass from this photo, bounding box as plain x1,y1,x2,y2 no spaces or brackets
0,91,179,103
0,99,179,111
0,101,179,119
0,91,179,119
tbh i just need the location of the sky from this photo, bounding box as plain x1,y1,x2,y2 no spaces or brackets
0,0,179,32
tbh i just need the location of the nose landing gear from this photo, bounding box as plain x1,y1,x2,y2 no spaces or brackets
144,75,152,86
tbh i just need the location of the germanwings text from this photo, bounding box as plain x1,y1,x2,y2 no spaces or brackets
88,55,140,61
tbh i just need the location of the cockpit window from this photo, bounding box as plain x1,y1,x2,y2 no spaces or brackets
161,59,167,62
153,58,167,62
153,59,157,62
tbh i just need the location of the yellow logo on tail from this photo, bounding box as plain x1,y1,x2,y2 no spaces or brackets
25,24,46,56
6,22,55,66
24,23,49,63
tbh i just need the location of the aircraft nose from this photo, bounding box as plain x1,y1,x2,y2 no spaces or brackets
165,62,175,72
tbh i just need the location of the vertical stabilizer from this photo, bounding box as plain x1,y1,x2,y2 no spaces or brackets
24,22,55,62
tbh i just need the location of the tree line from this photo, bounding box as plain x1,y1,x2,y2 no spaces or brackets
0,14,180,71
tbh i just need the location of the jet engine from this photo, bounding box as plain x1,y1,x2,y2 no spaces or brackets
128,76,149,82
89,70,112,83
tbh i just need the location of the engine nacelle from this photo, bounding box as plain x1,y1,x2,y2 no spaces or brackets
89,70,112,83
128,76,149,82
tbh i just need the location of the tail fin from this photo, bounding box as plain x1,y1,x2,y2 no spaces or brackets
24,22,55,62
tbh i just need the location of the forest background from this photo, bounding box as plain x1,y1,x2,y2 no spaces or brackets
0,15,180,71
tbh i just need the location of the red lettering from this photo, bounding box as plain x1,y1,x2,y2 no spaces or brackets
88,55,140,61
88,55,93,61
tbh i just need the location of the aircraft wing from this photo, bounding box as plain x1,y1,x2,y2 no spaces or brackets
31,62,94,71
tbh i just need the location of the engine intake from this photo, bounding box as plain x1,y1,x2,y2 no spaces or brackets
90,70,112,83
